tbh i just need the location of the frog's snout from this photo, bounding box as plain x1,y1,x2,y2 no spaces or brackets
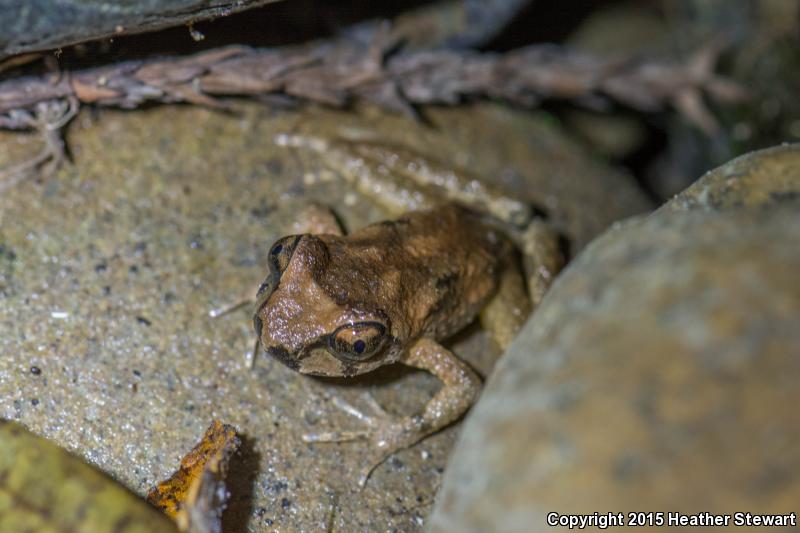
265,344,299,371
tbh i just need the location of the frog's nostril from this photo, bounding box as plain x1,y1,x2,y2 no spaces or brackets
253,315,263,338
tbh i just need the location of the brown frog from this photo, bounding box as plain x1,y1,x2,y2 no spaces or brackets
219,134,563,485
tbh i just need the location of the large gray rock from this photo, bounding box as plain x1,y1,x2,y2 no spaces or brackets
664,143,800,212
428,144,800,532
0,100,648,531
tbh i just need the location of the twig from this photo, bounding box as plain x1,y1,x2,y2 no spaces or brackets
0,27,746,188
0,28,745,120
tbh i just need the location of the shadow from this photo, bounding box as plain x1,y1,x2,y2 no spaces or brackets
221,433,260,533
558,232,573,265
447,320,482,347
311,361,416,389
483,0,605,52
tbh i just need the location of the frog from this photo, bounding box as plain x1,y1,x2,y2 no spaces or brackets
215,133,563,486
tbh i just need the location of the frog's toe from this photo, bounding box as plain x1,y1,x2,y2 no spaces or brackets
358,391,389,417
305,393,415,486
326,393,388,426
302,394,386,442
329,394,379,425
302,428,370,443
301,425,396,487
356,424,419,487
356,452,392,489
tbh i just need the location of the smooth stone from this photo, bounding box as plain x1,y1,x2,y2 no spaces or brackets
428,144,800,532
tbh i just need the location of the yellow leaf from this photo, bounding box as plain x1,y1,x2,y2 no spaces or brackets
147,420,240,533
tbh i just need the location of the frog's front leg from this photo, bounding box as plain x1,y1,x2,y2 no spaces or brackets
304,337,480,486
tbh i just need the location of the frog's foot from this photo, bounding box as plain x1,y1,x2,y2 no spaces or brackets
303,393,421,487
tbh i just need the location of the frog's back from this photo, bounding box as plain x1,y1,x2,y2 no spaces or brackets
318,203,513,341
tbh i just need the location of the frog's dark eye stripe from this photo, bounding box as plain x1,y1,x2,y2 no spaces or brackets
327,321,387,362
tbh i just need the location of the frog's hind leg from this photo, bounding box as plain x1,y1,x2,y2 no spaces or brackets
480,261,531,352
275,134,436,216
276,133,533,225
346,141,534,228
288,201,345,236
480,220,563,351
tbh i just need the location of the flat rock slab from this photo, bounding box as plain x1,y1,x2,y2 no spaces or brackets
0,101,648,530
429,144,800,532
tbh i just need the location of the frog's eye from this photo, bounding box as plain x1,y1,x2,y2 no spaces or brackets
268,235,300,275
328,322,387,361
253,235,302,318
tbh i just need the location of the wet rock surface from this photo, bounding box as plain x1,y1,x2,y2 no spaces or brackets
428,144,800,532
0,101,648,530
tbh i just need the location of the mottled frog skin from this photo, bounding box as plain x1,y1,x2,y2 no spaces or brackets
255,205,514,377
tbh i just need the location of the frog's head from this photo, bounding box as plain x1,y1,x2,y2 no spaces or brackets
253,234,397,377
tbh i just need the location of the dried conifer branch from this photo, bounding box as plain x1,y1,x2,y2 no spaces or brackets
0,29,745,188
0,30,744,126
